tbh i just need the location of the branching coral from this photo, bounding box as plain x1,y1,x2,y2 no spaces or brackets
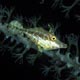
0,6,14,23
75,15,80,21
66,34,79,57
51,0,80,18
60,0,80,18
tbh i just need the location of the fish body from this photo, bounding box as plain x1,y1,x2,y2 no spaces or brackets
8,20,67,52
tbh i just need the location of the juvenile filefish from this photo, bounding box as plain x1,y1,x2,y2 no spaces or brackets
7,20,67,52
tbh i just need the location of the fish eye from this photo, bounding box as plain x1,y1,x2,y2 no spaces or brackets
51,36,56,40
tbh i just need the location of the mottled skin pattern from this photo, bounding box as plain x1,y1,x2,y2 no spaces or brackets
8,20,67,52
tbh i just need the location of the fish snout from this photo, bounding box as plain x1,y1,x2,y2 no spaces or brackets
60,43,67,49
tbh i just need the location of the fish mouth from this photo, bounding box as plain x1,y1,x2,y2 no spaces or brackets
60,43,67,49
